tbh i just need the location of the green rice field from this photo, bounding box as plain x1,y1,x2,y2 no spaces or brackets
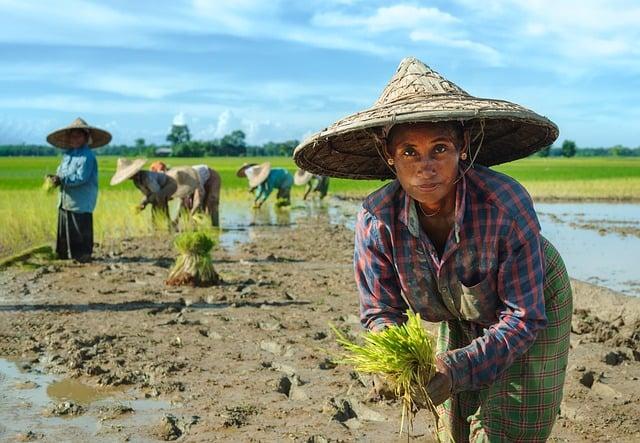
1,156,639,257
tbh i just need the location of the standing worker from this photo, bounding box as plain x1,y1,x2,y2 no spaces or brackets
46,117,111,262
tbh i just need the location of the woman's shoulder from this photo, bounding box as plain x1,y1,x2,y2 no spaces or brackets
361,180,403,223
466,165,539,234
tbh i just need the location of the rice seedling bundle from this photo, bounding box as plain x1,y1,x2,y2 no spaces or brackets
42,176,57,194
332,310,442,437
166,231,220,286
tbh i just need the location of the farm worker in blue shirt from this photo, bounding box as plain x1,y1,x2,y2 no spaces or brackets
46,118,111,262
236,162,293,208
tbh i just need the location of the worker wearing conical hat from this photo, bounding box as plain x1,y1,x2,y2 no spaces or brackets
295,57,571,441
236,162,294,209
110,158,199,229
46,117,112,262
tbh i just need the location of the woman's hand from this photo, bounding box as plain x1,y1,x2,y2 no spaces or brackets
426,358,453,406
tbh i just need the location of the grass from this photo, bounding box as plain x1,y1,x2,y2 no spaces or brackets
0,156,638,257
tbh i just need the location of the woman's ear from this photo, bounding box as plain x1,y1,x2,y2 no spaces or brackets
460,129,470,160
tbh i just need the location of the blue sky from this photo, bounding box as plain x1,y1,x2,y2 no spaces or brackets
0,0,639,148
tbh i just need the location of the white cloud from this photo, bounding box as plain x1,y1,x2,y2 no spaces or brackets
172,112,188,126
313,4,458,31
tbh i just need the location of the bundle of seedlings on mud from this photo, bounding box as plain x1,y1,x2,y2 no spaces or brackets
42,175,57,194
332,310,444,440
166,230,220,287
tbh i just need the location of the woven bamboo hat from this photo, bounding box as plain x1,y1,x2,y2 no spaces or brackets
110,158,147,185
237,162,271,188
294,169,313,186
293,57,558,179
47,117,112,149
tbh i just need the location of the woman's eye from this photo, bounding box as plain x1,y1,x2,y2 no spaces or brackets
401,147,416,156
434,144,448,153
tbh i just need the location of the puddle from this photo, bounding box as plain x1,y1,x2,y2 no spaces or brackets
0,358,170,442
217,198,358,250
535,203,640,296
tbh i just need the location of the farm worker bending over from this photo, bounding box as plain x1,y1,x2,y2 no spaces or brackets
46,117,111,262
109,158,198,228
236,162,293,208
294,169,330,200
149,161,221,227
293,57,573,442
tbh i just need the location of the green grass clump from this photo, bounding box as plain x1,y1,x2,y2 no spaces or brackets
332,310,439,436
166,231,219,287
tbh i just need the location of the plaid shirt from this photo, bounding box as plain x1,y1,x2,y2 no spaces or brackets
354,165,547,393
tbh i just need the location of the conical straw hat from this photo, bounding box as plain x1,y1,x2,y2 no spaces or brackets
242,162,271,189
294,57,558,179
294,169,313,186
110,158,147,185
236,162,257,178
46,117,112,149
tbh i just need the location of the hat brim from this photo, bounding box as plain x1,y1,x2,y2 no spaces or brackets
247,163,271,189
47,127,112,149
110,159,147,186
294,170,313,186
236,163,257,178
294,95,558,180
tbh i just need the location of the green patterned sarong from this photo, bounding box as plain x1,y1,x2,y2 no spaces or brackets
437,236,573,442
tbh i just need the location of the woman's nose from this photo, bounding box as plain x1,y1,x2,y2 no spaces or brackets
416,157,436,176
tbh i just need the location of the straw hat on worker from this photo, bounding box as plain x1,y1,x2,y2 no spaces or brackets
293,169,313,186
293,57,558,179
47,117,112,149
236,162,271,189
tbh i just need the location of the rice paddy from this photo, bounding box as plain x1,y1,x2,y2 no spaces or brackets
1,156,639,257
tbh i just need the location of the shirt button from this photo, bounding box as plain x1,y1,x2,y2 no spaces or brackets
440,287,448,293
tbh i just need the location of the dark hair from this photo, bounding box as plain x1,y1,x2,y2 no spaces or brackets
386,121,464,153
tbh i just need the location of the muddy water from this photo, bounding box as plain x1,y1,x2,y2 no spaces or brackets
218,198,640,297
0,358,169,442
535,202,640,296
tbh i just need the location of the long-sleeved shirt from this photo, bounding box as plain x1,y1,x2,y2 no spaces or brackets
354,164,547,393
255,168,293,201
56,145,98,213
133,171,174,205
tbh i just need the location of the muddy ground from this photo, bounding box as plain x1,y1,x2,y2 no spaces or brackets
1,212,639,442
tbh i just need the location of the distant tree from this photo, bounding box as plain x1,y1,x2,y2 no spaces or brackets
561,140,577,158
219,130,247,156
166,124,191,146
172,141,204,157
537,145,551,157
134,138,146,150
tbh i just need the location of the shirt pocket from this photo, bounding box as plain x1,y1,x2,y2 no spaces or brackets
456,277,499,325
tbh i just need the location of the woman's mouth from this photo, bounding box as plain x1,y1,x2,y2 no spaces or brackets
416,182,440,192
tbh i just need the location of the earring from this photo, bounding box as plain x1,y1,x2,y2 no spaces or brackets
387,159,394,165
460,152,468,160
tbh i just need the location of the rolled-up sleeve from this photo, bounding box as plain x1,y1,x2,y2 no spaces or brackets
354,209,408,331
439,223,547,392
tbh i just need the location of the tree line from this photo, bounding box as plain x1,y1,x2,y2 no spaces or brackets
0,126,638,158
0,126,299,157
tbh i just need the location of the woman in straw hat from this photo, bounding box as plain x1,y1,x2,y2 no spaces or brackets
295,169,330,201
149,161,221,227
46,117,111,262
236,162,294,208
110,158,199,228
294,57,572,442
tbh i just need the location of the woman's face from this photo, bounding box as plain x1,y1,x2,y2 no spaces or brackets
68,129,88,149
387,122,466,207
